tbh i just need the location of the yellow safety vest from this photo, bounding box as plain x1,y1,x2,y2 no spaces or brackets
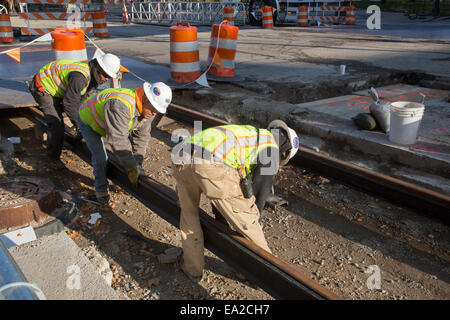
78,88,137,137
38,60,90,98
187,125,279,177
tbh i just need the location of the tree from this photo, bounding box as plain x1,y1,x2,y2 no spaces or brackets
433,0,440,17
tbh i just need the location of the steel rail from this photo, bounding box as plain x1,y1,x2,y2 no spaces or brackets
166,103,450,226
27,107,340,300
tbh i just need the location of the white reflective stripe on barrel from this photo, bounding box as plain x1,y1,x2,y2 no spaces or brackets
94,28,108,34
54,49,88,62
170,41,199,52
209,37,237,50
170,62,201,73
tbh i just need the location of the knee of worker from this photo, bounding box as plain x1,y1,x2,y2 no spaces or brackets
180,213,203,238
215,195,261,227
92,153,108,170
45,115,64,129
172,164,184,181
35,93,54,108
181,229,205,262
180,228,203,247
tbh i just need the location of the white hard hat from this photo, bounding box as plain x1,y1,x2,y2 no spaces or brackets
143,82,172,114
267,120,299,166
93,49,120,79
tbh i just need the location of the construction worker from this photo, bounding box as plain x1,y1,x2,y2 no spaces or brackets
77,82,172,204
28,51,121,160
171,120,299,281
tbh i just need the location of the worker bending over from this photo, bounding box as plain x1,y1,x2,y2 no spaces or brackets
28,51,121,159
172,120,299,281
78,82,172,204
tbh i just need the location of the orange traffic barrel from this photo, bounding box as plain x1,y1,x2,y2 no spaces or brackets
223,6,234,25
51,28,88,62
345,5,356,25
122,0,130,24
169,22,201,83
297,5,309,27
0,13,14,43
92,11,109,38
207,21,238,78
262,6,273,28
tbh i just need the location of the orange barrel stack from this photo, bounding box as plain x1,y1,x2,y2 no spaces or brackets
0,13,14,43
262,6,274,28
169,22,201,83
51,28,88,62
345,5,356,25
297,5,309,27
92,11,109,38
207,21,238,78
222,6,234,25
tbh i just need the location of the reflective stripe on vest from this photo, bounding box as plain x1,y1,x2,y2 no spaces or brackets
187,125,278,177
38,60,90,98
79,88,137,137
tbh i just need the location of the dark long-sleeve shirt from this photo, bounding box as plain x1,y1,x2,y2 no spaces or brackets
62,60,102,128
252,129,289,213
62,71,88,128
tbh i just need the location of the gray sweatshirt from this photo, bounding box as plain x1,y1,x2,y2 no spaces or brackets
103,99,153,169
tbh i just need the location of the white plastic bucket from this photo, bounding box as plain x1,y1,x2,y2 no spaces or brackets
389,101,425,145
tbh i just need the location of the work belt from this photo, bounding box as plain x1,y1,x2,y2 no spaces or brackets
34,74,45,93
189,145,223,164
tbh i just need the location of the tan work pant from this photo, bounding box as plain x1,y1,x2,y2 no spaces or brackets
173,158,271,278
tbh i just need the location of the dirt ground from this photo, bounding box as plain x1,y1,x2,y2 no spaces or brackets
1,108,449,300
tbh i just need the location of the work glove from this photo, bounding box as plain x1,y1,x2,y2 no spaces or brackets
127,165,142,188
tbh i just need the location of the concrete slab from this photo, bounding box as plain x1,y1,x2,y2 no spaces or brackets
292,94,374,120
354,84,449,103
290,83,450,178
0,80,35,109
233,60,340,83
292,85,450,147
8,231,121,300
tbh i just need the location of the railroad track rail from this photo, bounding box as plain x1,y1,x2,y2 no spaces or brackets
25,107,340,300
167,103,450,227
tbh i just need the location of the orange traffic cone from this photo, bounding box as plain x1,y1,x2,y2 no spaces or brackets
122,1,130,24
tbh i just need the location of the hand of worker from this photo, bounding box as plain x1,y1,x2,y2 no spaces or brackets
127,165,142,188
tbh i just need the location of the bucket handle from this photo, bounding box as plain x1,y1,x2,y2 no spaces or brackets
176,22,191,28
419,93,426,104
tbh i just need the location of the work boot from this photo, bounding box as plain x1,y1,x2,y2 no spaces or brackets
95,190,111,206
45,119,64,160
67,126,83,144
178,256,203,283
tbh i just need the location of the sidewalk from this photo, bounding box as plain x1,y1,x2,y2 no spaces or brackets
8,231,121,300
